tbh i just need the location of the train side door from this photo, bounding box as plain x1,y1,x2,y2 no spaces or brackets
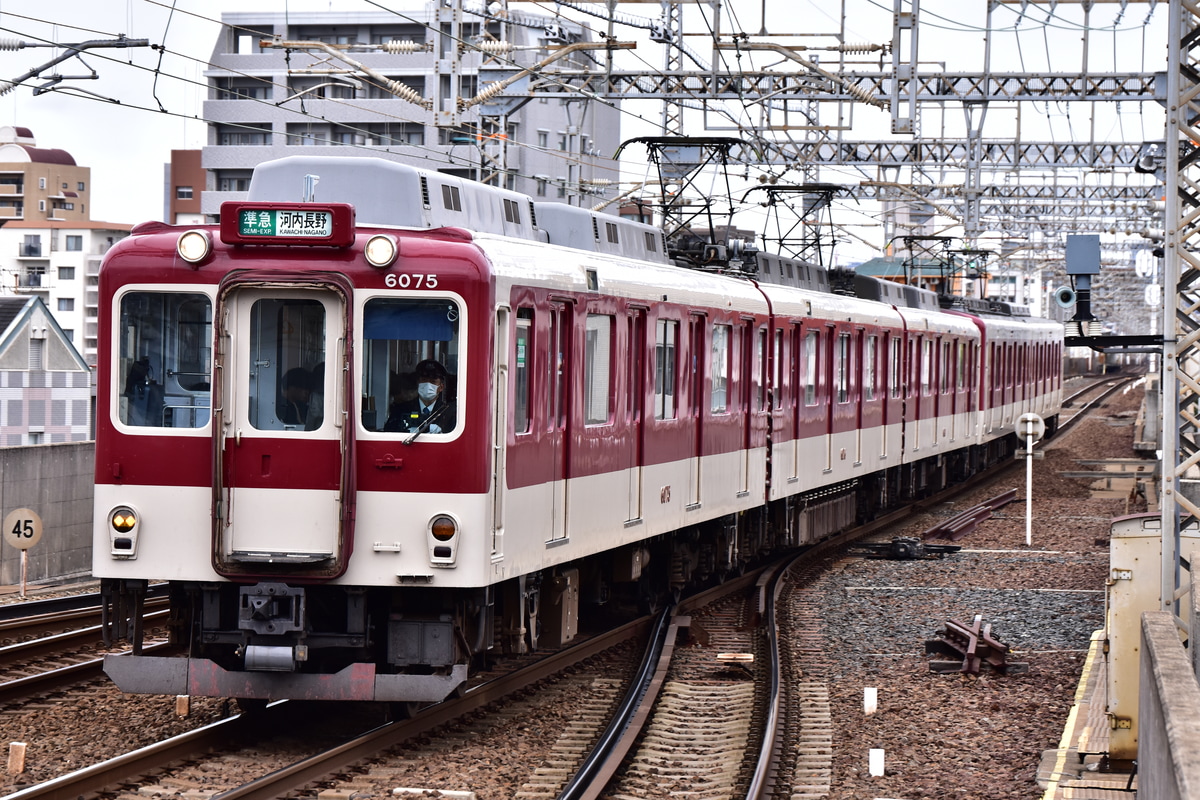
688,314,705,507
547,302,571,542
627,308,646,522
213,285,350,575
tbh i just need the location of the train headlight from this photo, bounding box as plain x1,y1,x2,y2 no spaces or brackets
364,235,398,268
428,514,459,567
177,230,212,265
109,505,140,559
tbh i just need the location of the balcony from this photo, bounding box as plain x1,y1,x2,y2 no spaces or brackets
13,273,49,293
18,243,42,258
0,206,24,220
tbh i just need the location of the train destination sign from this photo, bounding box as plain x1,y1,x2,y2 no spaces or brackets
239,208,332,238
219,201,356,247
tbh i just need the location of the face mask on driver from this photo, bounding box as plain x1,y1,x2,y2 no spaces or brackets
417,382,439,403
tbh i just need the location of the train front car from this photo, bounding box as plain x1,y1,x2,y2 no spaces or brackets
95,200,494,703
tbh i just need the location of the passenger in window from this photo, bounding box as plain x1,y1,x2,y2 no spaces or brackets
279,367,312,427
124,355,153,398
385,359,455,434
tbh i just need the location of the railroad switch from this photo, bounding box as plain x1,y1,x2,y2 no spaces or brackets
849,536,961,560
925,614,1029,675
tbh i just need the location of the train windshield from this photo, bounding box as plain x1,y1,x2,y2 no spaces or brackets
360,297,460,435
117,292,212,429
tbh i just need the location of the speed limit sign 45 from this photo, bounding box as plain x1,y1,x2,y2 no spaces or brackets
3,508,43,550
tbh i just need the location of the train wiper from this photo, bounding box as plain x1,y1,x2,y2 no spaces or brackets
401,405,448,446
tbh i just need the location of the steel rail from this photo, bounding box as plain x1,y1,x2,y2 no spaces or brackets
0,609,168,667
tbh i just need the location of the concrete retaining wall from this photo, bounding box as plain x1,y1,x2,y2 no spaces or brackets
1138,611,1200,799
0,442,94,586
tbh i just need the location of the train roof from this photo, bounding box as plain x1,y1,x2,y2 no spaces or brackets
247,155,667,265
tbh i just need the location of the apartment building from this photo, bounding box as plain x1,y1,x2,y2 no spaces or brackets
0,127,130,369
201,5,621,215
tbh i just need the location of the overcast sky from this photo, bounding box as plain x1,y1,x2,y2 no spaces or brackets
0,0,1170,248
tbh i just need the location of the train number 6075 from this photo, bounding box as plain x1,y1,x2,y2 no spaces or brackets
385,273,438,289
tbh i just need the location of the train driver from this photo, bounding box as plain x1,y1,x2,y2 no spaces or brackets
384,359,456,434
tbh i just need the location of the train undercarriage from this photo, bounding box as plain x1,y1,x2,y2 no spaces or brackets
100,428,1052,704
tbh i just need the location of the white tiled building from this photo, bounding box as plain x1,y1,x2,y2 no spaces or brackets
200,5,621,215
0,128,130,369
0,295,91,445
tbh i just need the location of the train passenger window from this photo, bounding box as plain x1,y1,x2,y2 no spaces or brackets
247,298,326,432
514,310,533,434
654,320,677,419
757,328,767,411
585,314,613,425
117,292,212,429
773,330,783,409
921,340,932,396
958,342,967,389
835,332,850,404
889,337,901,399
711,324,730,413
940,341,951,394
864,335,877,401
803,330,818,406
360,297,460,435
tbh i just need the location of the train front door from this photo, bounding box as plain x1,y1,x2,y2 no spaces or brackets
212,284,351,576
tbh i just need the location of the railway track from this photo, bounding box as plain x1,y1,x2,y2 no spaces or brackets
0,597,170,709
3,383,1139,798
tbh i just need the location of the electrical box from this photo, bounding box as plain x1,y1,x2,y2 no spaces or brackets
1106,513,1200,760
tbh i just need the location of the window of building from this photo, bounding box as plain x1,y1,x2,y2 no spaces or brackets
77,182,85,192
38,199,45,211
65,235,82,251
176,186,193,200
215,77,271,100
585,314,613,425
362,122,423,146
556,179,566,199
58,298,74,312
61,328,73,342
217,171,253,192
654,319,677,419
28,338,43,370
711,324,730,413
535,177,547,197
537,130,549,148
58,266,75,280
217,123,273,146
38,177,45,189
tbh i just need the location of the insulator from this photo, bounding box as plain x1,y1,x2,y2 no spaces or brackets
382,40,423,54
584,179,616,186
846,82,884,108
475,41,515,55
475,81,507,103
0,39,24,51
0,81,16,97
385,79,425,106
838,42,883,54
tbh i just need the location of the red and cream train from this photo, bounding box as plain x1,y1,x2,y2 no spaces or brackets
96,156,1063,703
